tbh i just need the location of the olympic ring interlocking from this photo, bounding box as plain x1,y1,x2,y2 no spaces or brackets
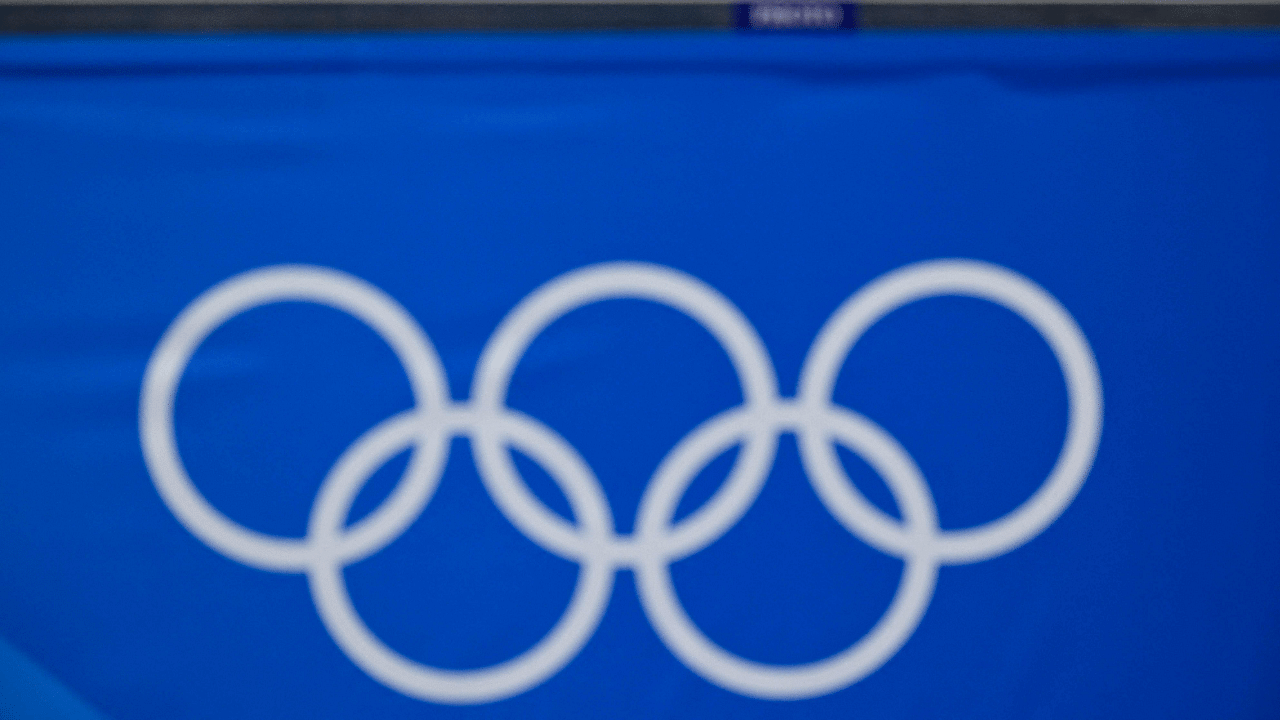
139,259,1103,704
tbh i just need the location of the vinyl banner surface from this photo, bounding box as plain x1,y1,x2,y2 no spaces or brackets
1,31,1278,720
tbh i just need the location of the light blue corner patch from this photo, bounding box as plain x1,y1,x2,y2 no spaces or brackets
0,638,112,720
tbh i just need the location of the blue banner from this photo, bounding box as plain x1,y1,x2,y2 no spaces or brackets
1,31,1278,720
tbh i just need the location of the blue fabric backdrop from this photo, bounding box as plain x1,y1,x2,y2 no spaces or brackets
1,30,1278,720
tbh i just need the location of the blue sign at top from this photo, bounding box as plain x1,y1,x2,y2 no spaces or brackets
0,30,1278,720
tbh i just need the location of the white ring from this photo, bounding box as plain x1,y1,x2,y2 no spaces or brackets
634,405,940,699
139,265,450,572
797,259,1103,564
306,410,615,705
470,262,780,562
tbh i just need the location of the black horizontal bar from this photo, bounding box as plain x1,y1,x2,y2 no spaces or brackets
861,3,1280,27
1,3,1277,33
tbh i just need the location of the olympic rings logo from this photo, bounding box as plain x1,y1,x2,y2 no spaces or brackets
140,259,1102,704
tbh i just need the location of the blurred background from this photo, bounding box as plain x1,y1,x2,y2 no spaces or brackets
1,3,1278,719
